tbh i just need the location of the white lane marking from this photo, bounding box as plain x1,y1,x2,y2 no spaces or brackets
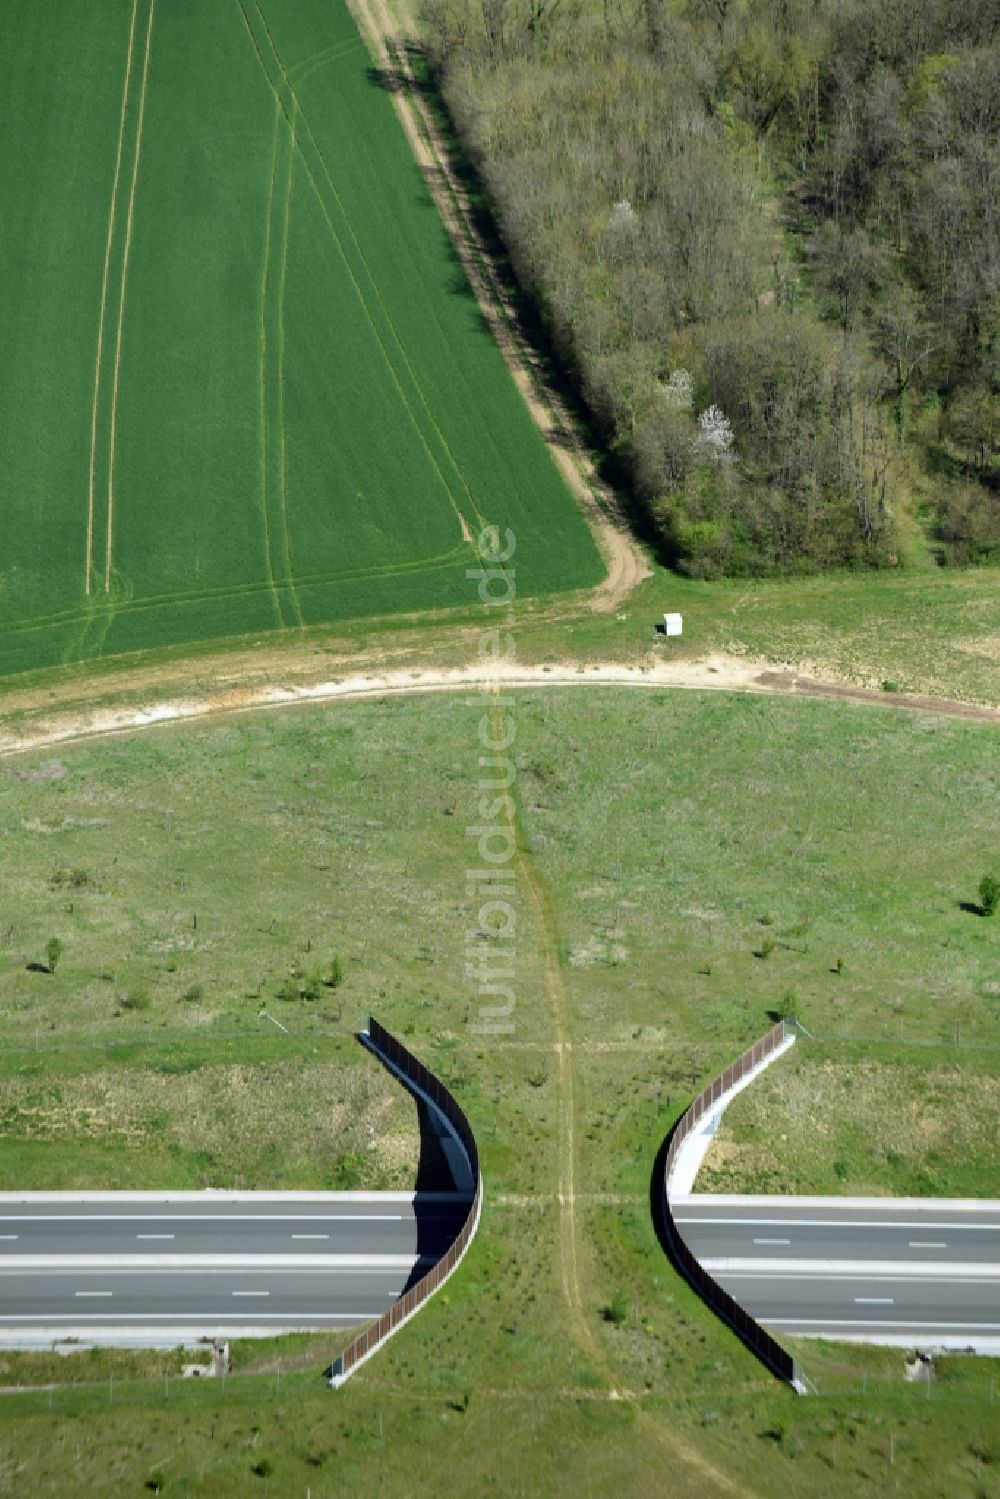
75,1291,113,1298
855,1297,894,1305
292,1234,330,1240
0,1191,465,1203
909,1241,947,1249
0,1266,415,1276
0,1237,18,1241
675,1217,1000,1231
718,1272,1000,1285
752,1238,790,1246
0,1254,420,1270
768,1318,1000,1330
136,1234,174,1241
232,1291,270,1298
703,1258,1000,1279
0,1213,409,1222
0,1312,386,1322
676,1194,1000,1211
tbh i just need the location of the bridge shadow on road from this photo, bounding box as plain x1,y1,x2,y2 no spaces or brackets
360,1033,472,1295
402,1098,470,1292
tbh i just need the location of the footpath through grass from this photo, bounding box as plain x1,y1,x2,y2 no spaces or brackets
0,689,997,1493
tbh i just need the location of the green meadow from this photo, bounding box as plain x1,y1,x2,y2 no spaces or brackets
0,0,600,679
0,691,997,1492
4,691,995,1055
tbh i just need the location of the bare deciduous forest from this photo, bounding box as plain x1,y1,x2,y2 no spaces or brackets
423,0,999,575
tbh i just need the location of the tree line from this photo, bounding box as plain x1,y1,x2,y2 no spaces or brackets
422,0,998,575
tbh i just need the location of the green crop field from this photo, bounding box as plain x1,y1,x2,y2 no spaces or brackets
0,0,602,680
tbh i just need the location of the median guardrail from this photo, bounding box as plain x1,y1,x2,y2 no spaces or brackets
660,1020,804,1391
329,1017,482,1385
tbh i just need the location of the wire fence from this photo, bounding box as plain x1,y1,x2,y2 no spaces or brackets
0,1364,314,1419
0,1008,364,1060
5,1010,995,1061
806,1369,1000,1406
791,1017,1000,1053
0,1353,995,1420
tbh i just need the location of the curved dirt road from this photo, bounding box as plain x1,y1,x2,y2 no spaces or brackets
1,653,996,763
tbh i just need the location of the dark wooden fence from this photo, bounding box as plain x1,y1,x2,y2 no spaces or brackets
330,1017,481,1384
662,1020,803,1390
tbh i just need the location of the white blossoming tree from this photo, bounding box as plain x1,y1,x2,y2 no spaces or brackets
697,403,736,461
609,199,637,233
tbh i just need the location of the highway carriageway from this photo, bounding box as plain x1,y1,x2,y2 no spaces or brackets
674,1195,1000,1346
0,1193,470,1335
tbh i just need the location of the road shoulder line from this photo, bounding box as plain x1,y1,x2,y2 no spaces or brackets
677,1194,1000,1212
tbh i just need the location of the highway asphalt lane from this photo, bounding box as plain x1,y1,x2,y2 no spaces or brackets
0,1198,468,1261
0,1267,416,1327
672,1196,1000,1341
713,1270,1000,1339
0,1195,470,1332
674,1199,1000,1268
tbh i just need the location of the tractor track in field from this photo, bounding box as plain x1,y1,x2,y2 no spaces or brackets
274,99,304,628
348,0,650,614
258,99,286,630
104,0,157,596
234,0,485,555
257,94,304,632
86,0,142,600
